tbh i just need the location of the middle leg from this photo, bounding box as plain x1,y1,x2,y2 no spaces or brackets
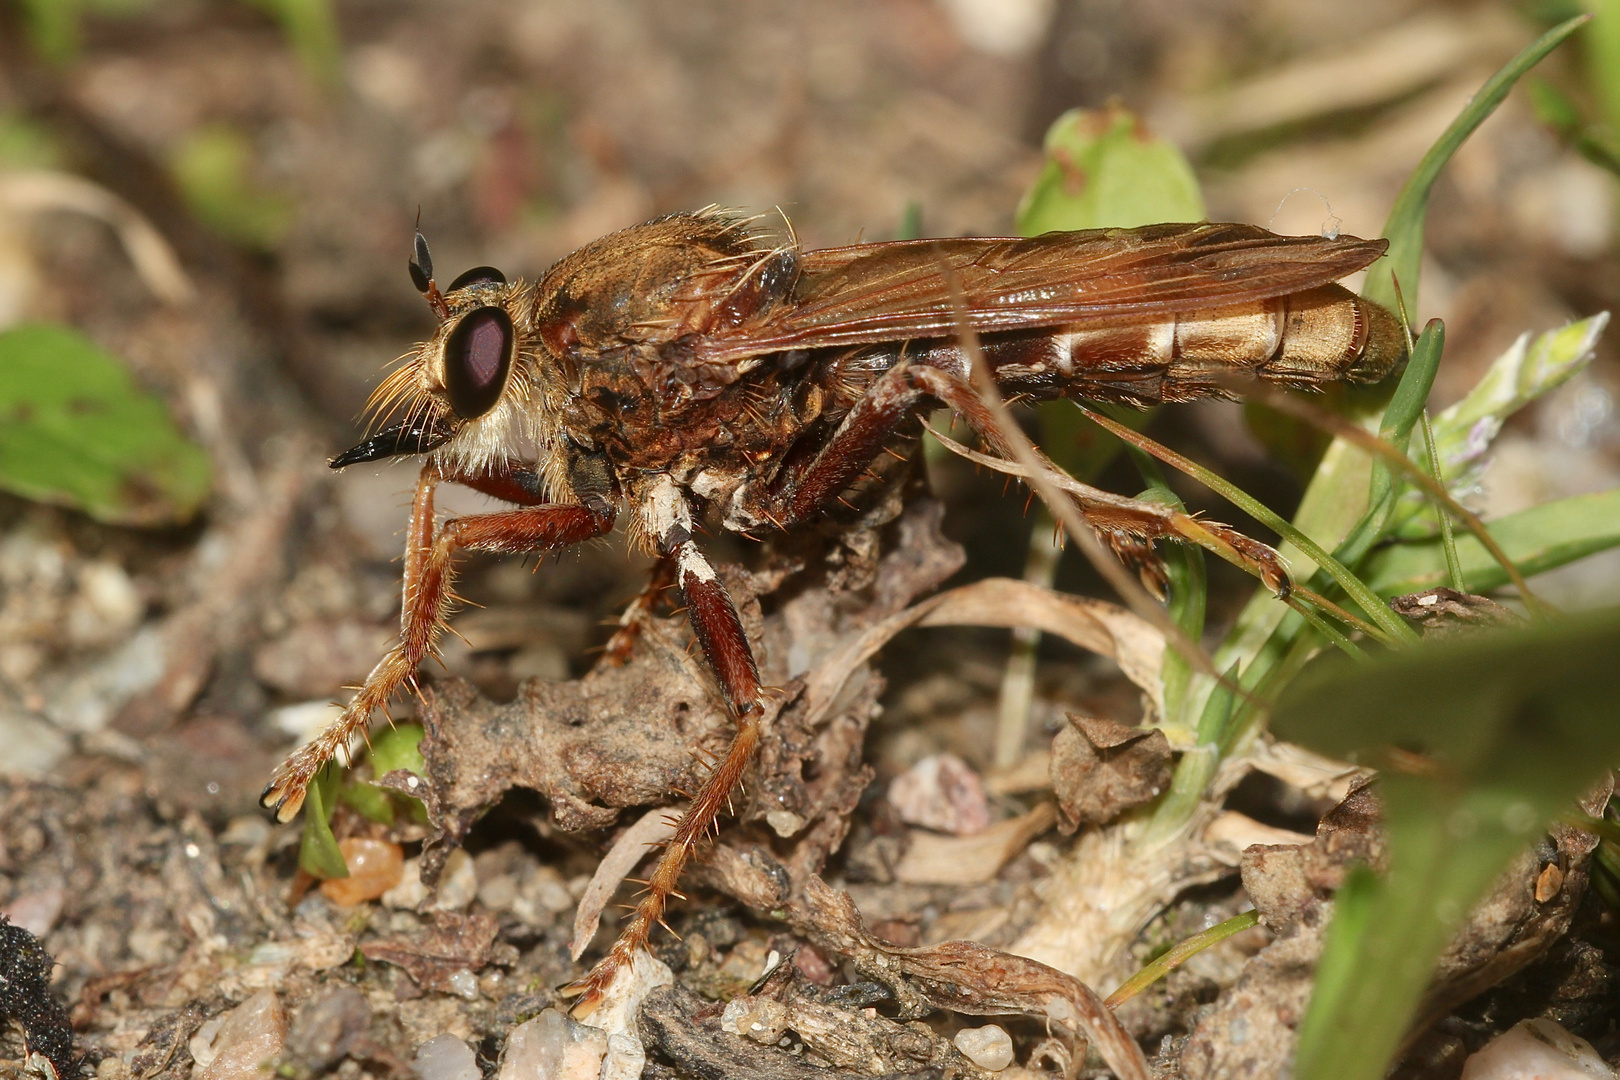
564,482,768,1012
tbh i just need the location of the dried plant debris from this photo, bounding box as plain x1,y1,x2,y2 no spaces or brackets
749,872,1153,1080
0,916,76,1080
641,982,976,1080
1412,781,1613,1039
1050,714,1173,833
1389,588,1525,638
1179,778,1615,1078
359,911,501,996
1240,777,1386,936
125,1002,209,1080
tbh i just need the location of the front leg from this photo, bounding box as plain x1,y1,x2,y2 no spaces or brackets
261,463,615,821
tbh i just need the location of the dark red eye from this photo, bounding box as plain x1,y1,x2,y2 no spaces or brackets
444,306,514,418
448,266,507,292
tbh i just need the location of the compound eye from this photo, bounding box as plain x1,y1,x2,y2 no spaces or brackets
448,265,507,292
444,306,514,419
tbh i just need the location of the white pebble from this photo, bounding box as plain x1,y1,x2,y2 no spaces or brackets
719,997,788,1044
430,849,478,911
954,1025,1014,1072
414,1035,480,1080
381,858,429,910
1461,1018,1614,1079
68,560,141,646
478,874,519,911
195,990,286,1080
498,1009,606,1080
446,969,479,1000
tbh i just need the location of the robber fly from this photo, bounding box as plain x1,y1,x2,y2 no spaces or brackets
261,208,1403,1009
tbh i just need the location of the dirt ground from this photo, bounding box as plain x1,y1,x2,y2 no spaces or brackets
1,1,1619,1079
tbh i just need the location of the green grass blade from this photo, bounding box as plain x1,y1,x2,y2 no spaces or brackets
1078,405,1419,645
1106,909,1260,1008
298,762,349,879
1586,0,1620,133
1364,488,1620,596
1420,411,1465,592
1336,320,1447,566
1364,14,1590,311
17,0,80,63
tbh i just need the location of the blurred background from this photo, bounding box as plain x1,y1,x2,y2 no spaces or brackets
0,0,1617,811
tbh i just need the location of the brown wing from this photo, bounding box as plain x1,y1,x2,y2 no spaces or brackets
693,222,1387,364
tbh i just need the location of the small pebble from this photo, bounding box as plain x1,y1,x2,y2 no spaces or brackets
3,886,65,937
498,1009,607,1080
446,969,479,1001
954,1025,1014,1072
534,866,577,912
1460,1018,1614,1079
430,849,478,911
382,858,430,909
320,838,405,906
478,874,518,911
889,754,991,836
285,985,369,1071
415,1034,480,1080
196,990,287,1080
67,560,141,647
720,997,789,1044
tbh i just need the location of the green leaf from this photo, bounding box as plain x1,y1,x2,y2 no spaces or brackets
337,723,427,825
1015,104,1206,237
1364,14,1590,312
1278,607,1620,1080
337,780,395,825
171,124,293,250
369,723,425,777
0,324,212,526
1365,488,1620,596
1018,103,1202,514
298,762,350,879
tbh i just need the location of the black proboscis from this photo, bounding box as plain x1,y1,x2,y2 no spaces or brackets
330,417,453,468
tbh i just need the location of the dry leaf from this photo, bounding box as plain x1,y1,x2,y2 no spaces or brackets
794,876,1151,1080
892,803,1057,885
804,577,1164,729
1050,714,1173,832
358,911,498,993
571,806,681,962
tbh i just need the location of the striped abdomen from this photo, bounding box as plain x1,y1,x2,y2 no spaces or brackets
982,284,1405,405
